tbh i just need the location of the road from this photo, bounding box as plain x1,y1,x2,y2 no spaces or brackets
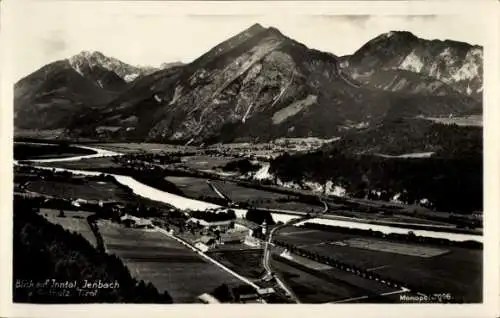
260,197,329,303
262,220,301,303
205,180,300,302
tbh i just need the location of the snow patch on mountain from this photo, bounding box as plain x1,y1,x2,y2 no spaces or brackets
71,63,84,76
439,48,452,58
124,73,140,82
68,51,156,82
451,48,482,82
399,51,424,73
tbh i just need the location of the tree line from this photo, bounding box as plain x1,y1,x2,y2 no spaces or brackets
245,208,276,226
13,198,173,303
189,209,237,222
220,158,261,175
333,118,482,158
270,151,482,214
299,223,482,249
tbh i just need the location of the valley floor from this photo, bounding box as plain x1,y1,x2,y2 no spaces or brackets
13,141,483,303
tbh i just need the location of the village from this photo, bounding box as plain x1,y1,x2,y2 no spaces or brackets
13,141,484,304
14,163,290,303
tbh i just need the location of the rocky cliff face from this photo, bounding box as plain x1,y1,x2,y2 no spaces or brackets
144,24,360,143
14,60,115,129
341,31,483,100
16,26,482,141
70,24,479,144
68,51,157,84
14,51,159,129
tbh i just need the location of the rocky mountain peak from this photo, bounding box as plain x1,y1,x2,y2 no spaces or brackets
15,25,482,141
68,51,156,83
247,22,266,33
69,50,110,69
343,31,483,99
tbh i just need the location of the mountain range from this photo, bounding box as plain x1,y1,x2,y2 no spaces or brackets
339,31,483,99
14,23,482,144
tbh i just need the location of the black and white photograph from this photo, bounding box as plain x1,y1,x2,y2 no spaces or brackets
1,0,499,317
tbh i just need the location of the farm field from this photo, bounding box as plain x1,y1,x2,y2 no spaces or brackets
36,157,120,170
208,249,264,279
423,115,482,127
180,155,236,170
257,200,325,214
40,208,97,247
97,220,243,303
277,250,333,271
326,210,454,226
25,179,131,202
14,129,65,139
18,169,177,211
270,254,399,303
274,226,482,302
165,176,290,203
90,143,198,154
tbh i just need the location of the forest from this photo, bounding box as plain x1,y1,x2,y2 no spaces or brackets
220,158,261,174
190,209,237,222
328,118,482,157
13,198,173,303
245,208,276,226
270,150,482,213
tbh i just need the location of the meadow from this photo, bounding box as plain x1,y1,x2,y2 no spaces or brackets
97,220,243,303
40,208,97,247
274,226,482,302
165,176,291,203
208,249,265,279
270,254,399,303
26,179,130,202
89,143,197,154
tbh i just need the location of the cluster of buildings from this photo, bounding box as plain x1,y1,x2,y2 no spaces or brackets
189,217,250,252
120,214,154,229
187,217,268,252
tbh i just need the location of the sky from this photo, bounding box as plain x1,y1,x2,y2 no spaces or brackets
6,1,489,82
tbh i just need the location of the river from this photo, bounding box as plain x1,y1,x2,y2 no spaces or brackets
14,143,482,243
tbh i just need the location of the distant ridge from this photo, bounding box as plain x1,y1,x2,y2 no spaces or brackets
15,25,482,143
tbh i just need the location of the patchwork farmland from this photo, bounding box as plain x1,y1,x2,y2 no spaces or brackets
26,179,130,202
165,176,289,201
274,226,482,302
208,249,265,279
96,220,243,303
269,253,402,303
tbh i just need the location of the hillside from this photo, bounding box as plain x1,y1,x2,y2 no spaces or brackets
13,198,173,303
14,51,158,130
269,129,482,213
65,24,481,144
340,31,483,100
326,118,482,157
